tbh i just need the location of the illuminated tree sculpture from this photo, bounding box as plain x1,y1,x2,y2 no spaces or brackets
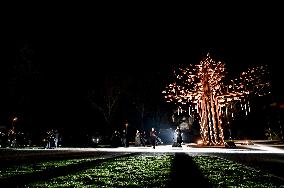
163,53,271,146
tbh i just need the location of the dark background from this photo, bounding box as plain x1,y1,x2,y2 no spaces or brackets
1,6,283,144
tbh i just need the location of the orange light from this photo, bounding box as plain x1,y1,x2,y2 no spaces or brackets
197,140,203,145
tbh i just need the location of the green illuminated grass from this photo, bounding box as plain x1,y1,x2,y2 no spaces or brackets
192,156,284,188
26,154,173,187
0,158,103,179
1,154,283,187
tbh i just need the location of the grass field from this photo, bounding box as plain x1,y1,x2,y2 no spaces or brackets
0,153,283,187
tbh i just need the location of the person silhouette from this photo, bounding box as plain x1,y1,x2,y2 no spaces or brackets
175,126,182,147
135,130,142,146
121,129,128,147
149,128,157,149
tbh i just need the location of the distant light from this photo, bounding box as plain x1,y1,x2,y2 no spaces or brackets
197,140,203,145
241,140,254,145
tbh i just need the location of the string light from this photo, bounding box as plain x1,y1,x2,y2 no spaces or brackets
163,53,271,146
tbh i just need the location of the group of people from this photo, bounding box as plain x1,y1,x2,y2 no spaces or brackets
43,129,60,149
135,128,162,148
134,130,147,147
110,129,128,147
111,126,183,149
111,127,162,148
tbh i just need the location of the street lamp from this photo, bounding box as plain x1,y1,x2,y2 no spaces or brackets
12,117,18,130
125,121,129,135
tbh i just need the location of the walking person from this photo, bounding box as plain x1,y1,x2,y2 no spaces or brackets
149,127,157,149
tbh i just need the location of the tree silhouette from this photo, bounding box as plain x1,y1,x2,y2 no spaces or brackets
88,72,130,132
7,41,41,131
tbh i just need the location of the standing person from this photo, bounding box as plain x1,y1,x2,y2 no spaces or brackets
111,130,120,147
141,131,147,146
54,129,59,148
135,130,142,146
45,129,54,149
121,129,128,147
175,126,183,147
149,127,157,149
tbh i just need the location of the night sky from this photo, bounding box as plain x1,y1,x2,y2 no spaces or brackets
1,8,284,140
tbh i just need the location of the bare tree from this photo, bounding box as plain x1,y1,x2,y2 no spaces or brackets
88,72,129,131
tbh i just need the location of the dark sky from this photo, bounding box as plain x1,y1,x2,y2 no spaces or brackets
1,8,284,133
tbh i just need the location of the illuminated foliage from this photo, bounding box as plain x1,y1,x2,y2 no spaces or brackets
163,53,271,146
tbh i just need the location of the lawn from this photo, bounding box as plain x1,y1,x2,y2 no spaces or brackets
0,153,283,187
